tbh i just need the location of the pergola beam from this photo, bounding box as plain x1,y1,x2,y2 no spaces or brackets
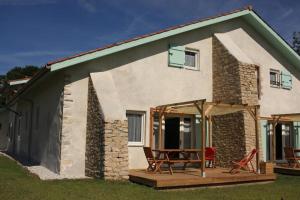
155,99,205,109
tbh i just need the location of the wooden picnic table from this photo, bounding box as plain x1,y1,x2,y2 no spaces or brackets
152,149,202,174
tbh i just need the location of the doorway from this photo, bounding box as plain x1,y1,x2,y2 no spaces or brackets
275,124,283,160
164,117,180,149
275,123,292,160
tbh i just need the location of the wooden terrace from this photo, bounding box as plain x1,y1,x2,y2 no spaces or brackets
129,168,276,189
130,99,277,189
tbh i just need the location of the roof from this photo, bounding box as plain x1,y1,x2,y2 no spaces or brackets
46,6,300,72
8,77,31,86
7,6,300,105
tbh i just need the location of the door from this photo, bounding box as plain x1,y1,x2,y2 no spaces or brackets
276,123,292,161
164,117,180,149
275,124,283,160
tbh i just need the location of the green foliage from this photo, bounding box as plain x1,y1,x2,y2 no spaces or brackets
293,32,300,55
0,66,40,106
1,155,300,200
5,65,40,80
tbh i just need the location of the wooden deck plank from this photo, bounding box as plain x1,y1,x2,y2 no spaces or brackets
129,168,276,189
274,166,300,176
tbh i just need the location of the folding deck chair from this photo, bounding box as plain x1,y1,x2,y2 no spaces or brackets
143,147,166,173
284,147,300,168
229,149,257,174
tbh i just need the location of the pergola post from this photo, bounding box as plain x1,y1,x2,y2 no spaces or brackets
208,116,212,147
158,114,162,149
272,120,276,162
149,108,154,148
271,116,280,162
201,101,206,177
158,106,167,149
254,106,260,173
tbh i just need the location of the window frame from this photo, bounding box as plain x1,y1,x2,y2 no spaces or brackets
126,111,146,147
269,69,280,88
184,48,200,70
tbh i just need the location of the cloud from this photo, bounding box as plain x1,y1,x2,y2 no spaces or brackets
94,1,158,44
279,8,294,20
0,0,56,6
78,0,97,13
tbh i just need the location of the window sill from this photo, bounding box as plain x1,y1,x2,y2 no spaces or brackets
128,142,144,147
270,85,280,88
184,66,200,71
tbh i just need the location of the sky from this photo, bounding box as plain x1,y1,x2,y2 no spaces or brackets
0,0,299,74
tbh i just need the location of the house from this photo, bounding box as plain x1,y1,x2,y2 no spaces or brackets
0,77,31,151
0,6,300,180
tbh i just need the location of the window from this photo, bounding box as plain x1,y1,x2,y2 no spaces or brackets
184,49,198,69
127,111,145,146
270,69,280,87
168,44,199,70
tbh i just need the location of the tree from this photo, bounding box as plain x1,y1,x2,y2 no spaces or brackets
293,32,300,55
0,65,40,106
5,65,40,80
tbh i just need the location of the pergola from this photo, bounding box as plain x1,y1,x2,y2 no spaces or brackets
149,99,260,177
269,113,300,161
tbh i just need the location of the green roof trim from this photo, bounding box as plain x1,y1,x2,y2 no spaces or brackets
50,9,300,72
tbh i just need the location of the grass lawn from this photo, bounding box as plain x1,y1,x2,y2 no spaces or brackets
1,155,300,200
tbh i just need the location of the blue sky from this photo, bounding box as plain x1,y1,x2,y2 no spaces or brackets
0,0,299,74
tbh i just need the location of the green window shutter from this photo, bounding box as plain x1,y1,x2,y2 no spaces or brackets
168,44,185,68
260,120,268,161
281,71,292,89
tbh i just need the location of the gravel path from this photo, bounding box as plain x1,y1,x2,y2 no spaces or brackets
1,152,87,180
26,166,87,180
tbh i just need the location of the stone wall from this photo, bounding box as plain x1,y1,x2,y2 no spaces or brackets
103,120,129,180
60,74,74,174
212,36,260,167
85,78,104,178
85,77,129,180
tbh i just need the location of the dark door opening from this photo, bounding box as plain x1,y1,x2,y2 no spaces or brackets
276,123,283,160
164,117,180,149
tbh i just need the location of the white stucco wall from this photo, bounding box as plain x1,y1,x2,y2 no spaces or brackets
59,67,89,177
221,19,300,117
80,28,213,169
4,71,65,173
